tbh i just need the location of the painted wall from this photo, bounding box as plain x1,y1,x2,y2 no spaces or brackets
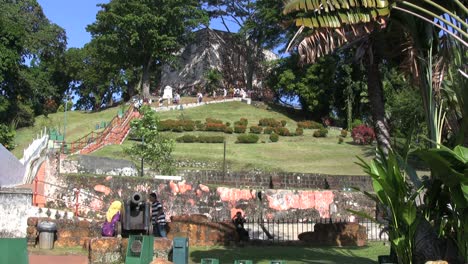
0,144,25,187
0,188,34,237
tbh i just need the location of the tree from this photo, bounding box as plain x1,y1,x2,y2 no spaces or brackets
0,124,15,150
125,106,175,175
87,0,208,98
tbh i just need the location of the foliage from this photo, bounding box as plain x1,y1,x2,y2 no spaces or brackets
205,123,227,132
234,118,248,127
258,118,282,127
415,146,468,262
263,127,274,134
224,127,233,134
351,119,364,129
0,124,15,150
313,128,328,138
206,118,223,124
275,127,291,137
234,125,246,134
295,127,303,136
351,125,375,145
269,133,279,142
353,150,420,264
249,126,263,134
338,137,344,144
87,0,208,97
237,134,259,144
204,68,223,94
297,121,323,129
125,106,175,175
176,135,224,144
341,130,348,138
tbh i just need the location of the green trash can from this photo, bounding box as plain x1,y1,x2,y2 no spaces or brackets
37,221,57,249
0,238,28,264
173,237,189,264
234,260,253,264
201,258,219,264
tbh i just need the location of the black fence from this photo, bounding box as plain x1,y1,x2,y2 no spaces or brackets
218,218,388,243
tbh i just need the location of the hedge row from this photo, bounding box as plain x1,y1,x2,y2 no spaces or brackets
297,120,323,129
176,135,225,143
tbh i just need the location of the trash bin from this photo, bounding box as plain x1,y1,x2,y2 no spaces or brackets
37,221,57,249
173,237,189,264
200,258,219,264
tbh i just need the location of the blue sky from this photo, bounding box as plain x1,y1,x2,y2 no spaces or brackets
37,0,237,49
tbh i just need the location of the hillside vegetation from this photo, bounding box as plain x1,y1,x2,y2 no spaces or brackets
14,101,373,175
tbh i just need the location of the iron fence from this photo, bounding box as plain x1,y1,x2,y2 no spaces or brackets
220,218,388,242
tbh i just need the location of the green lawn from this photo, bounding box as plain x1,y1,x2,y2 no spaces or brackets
189,242,389,264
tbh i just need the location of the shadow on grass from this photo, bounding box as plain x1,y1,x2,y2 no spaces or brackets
345,142,376,158
190,245,380,264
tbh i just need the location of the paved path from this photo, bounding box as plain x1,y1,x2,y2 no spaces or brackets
29,254,88,264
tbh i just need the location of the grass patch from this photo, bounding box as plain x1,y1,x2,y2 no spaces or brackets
189,242,389,264
28,246,87,256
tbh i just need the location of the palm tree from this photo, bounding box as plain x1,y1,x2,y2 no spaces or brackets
283,0,467,150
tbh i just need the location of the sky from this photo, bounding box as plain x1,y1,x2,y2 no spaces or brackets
37,0,237,49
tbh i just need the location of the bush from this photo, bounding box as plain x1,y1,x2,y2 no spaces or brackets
297,120,323,129
269,133,279,142
275,127,290,136
224,127,233,134
341,129,348,137
176,134,197,143
205,123,227,132
237,134,259,143
249,125,263,134
206,117,223,124
281,120,287,127
295,127,304,136
198,135,224,143
0,124,15,150
234,118,248,126
195,121,205,131
172,126,184,132
225,122,231,127
258,118,282,127
234,125,246,133
263,127,274,134
338,137,344,144
351,125,375,145
351,119,363,129
313,128,328,137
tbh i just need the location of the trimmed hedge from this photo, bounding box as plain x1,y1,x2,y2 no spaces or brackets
159,119,196,132
234,118,248,126
224,127,233,134
249,125,263,134
275,127,291,136
313,128,328,137
237,134,259,143
263,127,274,134
340,129,348,137
297,120,323,129
295,127,304,136
351,125,375,145
176,135,224,143
270,133,279,142
206,118,223,124
258,118,282,127
234,125,247,133
205,123,227,132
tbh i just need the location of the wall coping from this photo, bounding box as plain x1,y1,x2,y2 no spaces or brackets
0,188,32,195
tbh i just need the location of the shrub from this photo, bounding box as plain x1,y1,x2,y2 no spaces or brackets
295,127,304,136
313,128,328,137
205,117,223,124
258,118,281,127
351,125,375,145
249,125,263,134
237,134,259,143
0,124,15,150
269,133,279,142
205,123,227,132
351,119,363,129
297,120,323,129
275,127,290,136
172,126,183,133
341,129,348,137
338,137,344,144
234,125,246,133
234,118,248,126
195,121,205,131
176,135,197,143
225,122,231,127
281,120,287,127
263,127,274,134
224,127,233,134
198,135,224,143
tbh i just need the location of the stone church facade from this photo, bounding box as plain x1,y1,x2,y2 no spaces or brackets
160,28,277,95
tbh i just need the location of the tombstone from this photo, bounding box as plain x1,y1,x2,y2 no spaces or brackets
162,86,173,106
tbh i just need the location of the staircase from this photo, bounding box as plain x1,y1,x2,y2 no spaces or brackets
68,106,140,155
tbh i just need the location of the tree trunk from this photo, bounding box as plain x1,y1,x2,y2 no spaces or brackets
366,52,392,154
142,58,152,98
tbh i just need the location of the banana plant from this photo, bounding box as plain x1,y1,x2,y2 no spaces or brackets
350,149,421,264
414,145,468,262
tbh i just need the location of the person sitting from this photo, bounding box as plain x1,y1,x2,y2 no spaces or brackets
102,201,122,237
232,211,249,241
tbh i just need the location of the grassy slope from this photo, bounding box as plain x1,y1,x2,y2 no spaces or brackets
91,101,373,175
189,242,389,264
13,106,124,158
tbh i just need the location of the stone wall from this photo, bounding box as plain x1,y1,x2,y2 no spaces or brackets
61,155,138,177
53,175,375,221
0,188,34,237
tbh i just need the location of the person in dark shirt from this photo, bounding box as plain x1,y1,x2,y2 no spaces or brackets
149,192,167,237
232,211,249,241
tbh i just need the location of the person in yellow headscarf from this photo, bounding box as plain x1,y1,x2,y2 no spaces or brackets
102,201,122,237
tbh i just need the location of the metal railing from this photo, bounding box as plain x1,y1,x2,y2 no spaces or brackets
216,217,388,242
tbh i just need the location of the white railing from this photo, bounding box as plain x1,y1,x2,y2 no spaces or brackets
21,127,49,184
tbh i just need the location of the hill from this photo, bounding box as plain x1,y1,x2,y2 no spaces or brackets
13,101,373,175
